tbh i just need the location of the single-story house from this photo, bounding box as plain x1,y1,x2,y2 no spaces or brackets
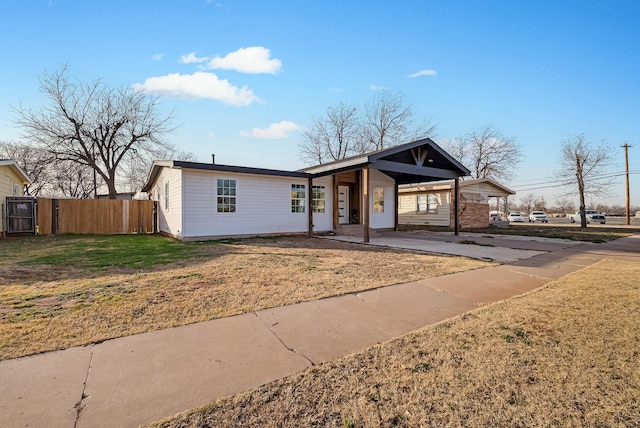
141,138,471,241
1,159,32,236
398,177,515,229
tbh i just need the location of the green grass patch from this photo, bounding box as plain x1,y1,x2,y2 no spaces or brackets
2,234,215,270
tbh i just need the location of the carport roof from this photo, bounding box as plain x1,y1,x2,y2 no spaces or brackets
300,138,470,184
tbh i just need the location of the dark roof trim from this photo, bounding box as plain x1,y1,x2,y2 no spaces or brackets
173,161,311,178
369,138,470,175
371,159,463,180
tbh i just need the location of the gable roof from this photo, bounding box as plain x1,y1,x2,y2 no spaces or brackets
301,138,470,184
399,177,515,197
0,160,32,184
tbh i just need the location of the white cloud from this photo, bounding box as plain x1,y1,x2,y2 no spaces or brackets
370,84,389,91
206,46,282,74
409,69,437,78
133,72,260,106
151,53,164,61
240,121,302,139
180,52,209,64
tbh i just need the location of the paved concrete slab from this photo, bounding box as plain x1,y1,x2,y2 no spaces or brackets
257,295,417,364
356,280,477,329
0,346,93,428
423,266,549,304
322,235,546,262
76,313,311,428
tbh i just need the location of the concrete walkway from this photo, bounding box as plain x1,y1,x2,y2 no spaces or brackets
1,234,638,428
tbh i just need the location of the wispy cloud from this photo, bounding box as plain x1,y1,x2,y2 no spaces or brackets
180,52,209,64
204,46,282,74
370,84,389,91
409,69,437,78
151,53,164,61
133,72,260,106
240,121,302,139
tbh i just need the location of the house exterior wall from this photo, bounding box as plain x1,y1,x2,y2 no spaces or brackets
369,169,396,229
1,165,26,234
398,190,451,226
451,201,489,229
151,167,183,238
179,170,333,239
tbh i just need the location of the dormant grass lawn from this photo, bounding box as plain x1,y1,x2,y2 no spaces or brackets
0,234,490,360
151,258,640,428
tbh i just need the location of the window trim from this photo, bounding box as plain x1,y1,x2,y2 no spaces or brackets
373,187,384,213
164,182,169,210
291,183,306,213
216,178,237,213
312,185,325,213
417,193,438,214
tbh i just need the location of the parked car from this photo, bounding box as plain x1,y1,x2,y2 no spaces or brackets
528,211,549,223
507,212,524,222
489,212,500,222
568,209,606,224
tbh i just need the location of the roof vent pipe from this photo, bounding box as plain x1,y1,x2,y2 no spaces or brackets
211,154,215,164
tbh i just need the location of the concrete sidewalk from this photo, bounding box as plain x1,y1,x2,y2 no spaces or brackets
1,235,638,428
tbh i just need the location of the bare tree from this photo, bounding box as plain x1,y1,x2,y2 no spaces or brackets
554,196,574,216
446,125,522,181
299,92,437,165
519,193,538,214
360,90,436,152
52,160,97,199
13,64,176,199
298,102,359,164
555,134,613,228
0,140,52,196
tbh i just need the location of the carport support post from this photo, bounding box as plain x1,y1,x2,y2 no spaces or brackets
454,178,460,236
307,176,313,238
363,166,370,243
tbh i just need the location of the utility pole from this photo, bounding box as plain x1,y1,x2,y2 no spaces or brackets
622,143,632,225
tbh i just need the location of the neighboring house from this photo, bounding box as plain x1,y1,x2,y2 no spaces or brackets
1,159,32,236
141,138,470,241
398,177,515,229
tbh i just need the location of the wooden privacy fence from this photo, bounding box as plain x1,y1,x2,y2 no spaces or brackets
36,198,156,235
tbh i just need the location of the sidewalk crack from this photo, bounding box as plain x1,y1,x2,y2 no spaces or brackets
254,312,315,366
73,344,95,428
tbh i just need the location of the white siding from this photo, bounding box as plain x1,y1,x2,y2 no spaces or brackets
398,190,451,226
152,167,183,238
182,170,320,239
1,166,25,233
311,176,333,232
369,169,395,229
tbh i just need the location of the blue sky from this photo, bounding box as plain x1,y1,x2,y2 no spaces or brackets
1,0,638,207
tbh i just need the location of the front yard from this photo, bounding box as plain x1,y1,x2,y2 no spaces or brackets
0,234,490,360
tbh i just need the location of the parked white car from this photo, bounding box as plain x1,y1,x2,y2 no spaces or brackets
568,210,606,224
507,212,524,222
528,211,549,223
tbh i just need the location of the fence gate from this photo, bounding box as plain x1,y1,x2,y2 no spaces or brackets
4,197,36,235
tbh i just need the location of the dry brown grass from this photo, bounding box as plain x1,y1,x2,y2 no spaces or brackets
0,236,489,360
151,258,640,428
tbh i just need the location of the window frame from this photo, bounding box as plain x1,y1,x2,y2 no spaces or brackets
417,193,438,213
291,184,306,213
164,182,169,210
373,187,384,213
216,178,237,213
311,185,326,213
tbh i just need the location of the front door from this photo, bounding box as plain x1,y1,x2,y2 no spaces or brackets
338,185,349,224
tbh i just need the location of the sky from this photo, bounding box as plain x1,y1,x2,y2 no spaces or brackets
0,0,638,208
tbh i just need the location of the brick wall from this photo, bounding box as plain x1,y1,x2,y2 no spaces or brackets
450,202,489,229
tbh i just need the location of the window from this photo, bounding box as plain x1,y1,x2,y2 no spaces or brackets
13,183,19,196
373,187,384,213
417,193,437,213
217,179,237,213
312,185,325,213
164,182,169,210
291,184,305,213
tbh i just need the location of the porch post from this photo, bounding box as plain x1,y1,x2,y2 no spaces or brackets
394,182,399,231
307,176,313,238
362,166,370,243
332,174,338,230
454,177,460,236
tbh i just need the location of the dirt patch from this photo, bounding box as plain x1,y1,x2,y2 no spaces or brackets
0,236,490,360
150,258,640,428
